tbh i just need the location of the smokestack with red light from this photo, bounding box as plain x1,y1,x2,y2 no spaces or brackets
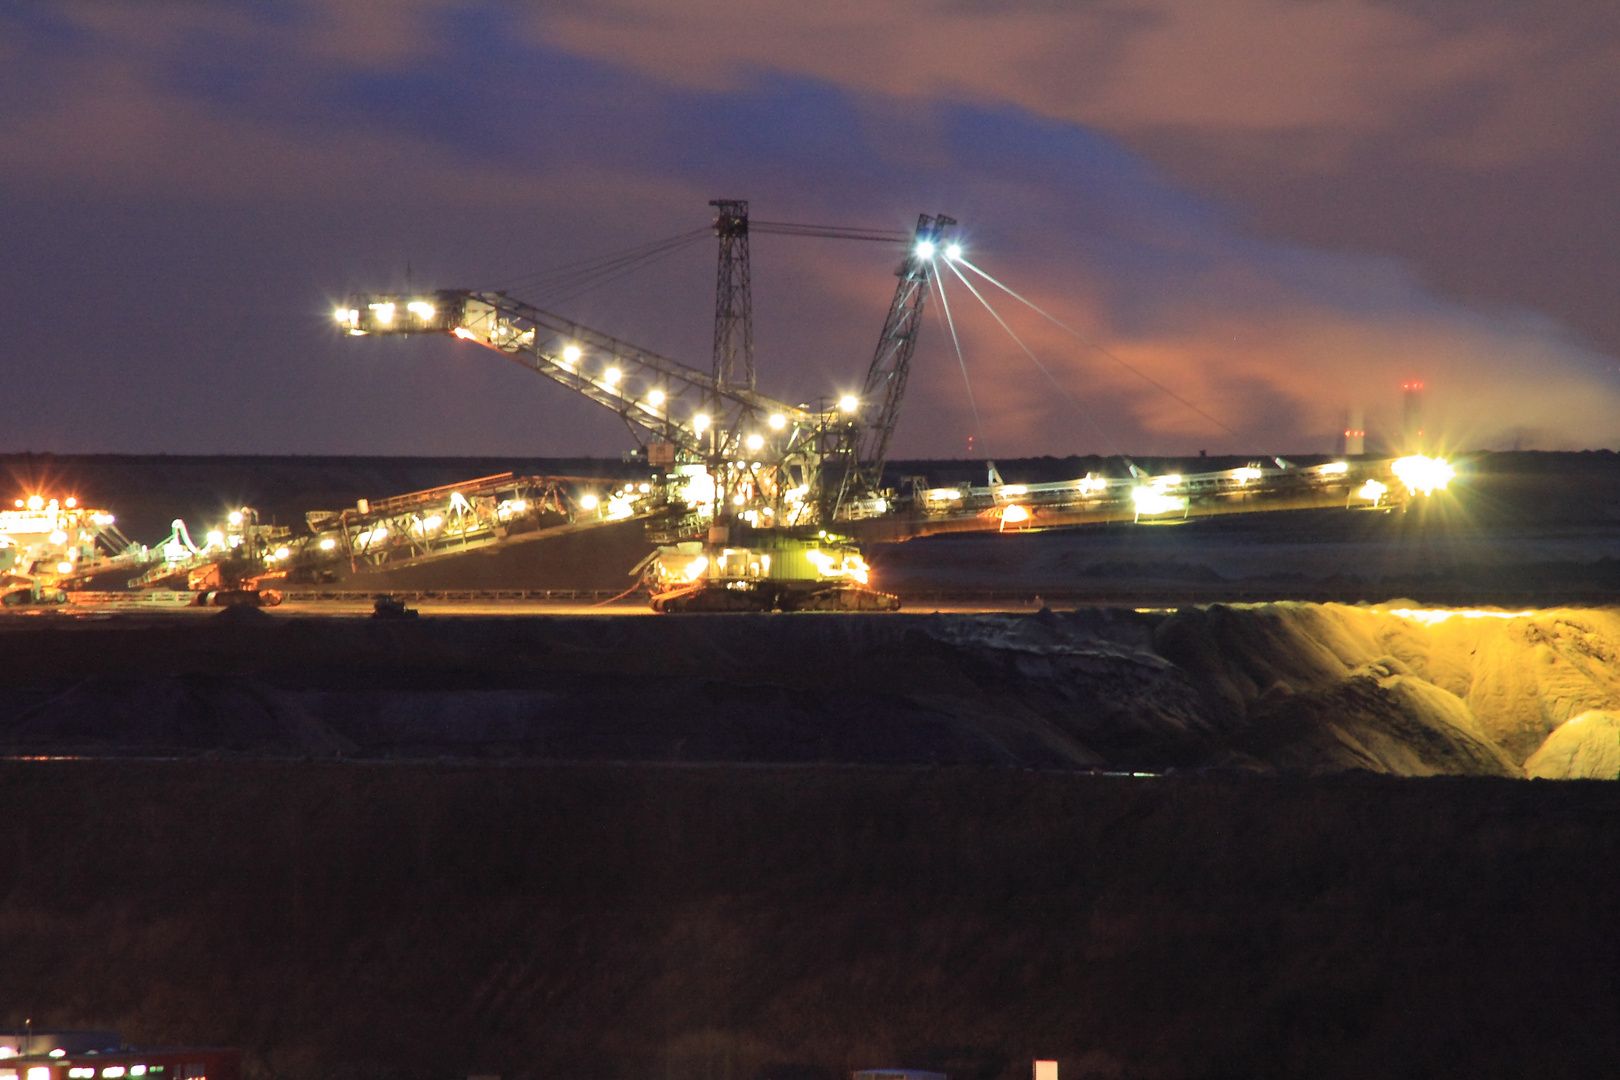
1402,381,1425,452
1343,405,1365,456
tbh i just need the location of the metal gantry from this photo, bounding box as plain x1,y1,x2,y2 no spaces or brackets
710,199,754,392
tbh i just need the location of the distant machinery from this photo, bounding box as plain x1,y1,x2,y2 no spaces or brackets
129,505,291,604
0,493,146,604
130,473,604,600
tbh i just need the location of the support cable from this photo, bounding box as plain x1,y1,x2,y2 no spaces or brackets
536,233,708,309
488,227,711,295
956,258,1242,443
930,262,986,455
528,232,708,302
944,259,1122,456
751,221,912,243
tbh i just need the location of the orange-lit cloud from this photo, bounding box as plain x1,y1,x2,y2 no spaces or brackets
529,1,1615,157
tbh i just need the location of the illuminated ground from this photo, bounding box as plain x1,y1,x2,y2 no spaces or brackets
4,602,1616,778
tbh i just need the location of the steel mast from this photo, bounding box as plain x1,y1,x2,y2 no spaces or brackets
710,199,754,392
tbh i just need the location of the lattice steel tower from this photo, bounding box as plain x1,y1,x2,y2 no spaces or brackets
711,199,754,390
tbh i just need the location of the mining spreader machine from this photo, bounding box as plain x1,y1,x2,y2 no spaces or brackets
341,204,955,611
341,201,1454,611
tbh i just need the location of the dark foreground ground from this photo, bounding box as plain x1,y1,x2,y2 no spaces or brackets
1,762,1615,1080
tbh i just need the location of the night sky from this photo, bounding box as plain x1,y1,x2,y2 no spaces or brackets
3,2,1618,459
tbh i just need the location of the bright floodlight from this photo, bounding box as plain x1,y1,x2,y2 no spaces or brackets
916,240,936,259
407,301,435,320
945,243,963,260
579,493,600,511
838,394,859,413
647,389,666,407
26,495,43,510
562,344,582,365
604,367,621,386
693,413,711,432
1391,454,1455,496
1132,487,1185,516
768,413,787,430
745,433,765,452
370,302,394,326
56,562,73,575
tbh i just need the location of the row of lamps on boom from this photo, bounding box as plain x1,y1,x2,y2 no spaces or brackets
342,304,869,443
331,233,963,444
334,226,969,416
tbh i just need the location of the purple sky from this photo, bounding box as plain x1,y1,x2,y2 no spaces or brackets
3,1,1618,458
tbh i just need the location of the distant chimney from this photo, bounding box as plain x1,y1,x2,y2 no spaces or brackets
1343,405,1365,456
1402,382,1425,452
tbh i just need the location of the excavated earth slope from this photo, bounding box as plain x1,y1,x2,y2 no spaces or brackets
2,604,1618,776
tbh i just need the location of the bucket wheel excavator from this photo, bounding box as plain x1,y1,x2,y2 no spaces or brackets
341,203,955,611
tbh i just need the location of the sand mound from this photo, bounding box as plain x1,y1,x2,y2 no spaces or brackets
1154,603,1620,776
1525,710,1620,779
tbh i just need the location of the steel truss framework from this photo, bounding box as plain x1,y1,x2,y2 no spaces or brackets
341,210,958,531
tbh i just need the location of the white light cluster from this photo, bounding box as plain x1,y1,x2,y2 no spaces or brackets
805,548,870,585
1132,486,1186,517
1077,475,1108,496
1391,454,1455,496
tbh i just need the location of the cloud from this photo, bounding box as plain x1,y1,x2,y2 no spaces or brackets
0,1,1616,459
526,1,1620,358
529,1,1615,154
